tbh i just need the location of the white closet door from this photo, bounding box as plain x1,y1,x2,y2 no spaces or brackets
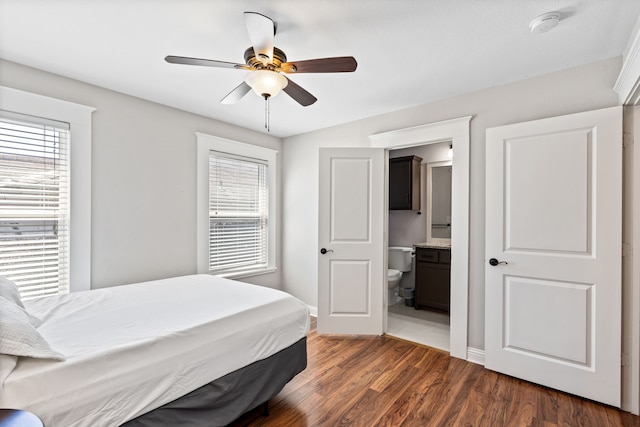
485,106,622,406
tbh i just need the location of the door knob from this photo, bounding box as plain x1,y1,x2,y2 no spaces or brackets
320,248,334,254
489,258,508,266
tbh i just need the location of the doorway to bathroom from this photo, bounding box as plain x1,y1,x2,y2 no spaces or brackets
386,141,452,351
366,115,470,360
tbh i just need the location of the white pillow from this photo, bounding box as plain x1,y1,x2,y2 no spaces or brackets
0,296,65,361
0,276,25,307
0,277,41,327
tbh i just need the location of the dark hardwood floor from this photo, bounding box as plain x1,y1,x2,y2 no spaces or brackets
229,318,638,427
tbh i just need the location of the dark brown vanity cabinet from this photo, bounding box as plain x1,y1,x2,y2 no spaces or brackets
415,247,451,313
389,155,422,210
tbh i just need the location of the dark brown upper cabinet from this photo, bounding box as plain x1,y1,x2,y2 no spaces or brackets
389,155,422,210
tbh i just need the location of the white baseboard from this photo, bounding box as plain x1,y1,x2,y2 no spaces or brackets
467,346,485,365
307,305,318,317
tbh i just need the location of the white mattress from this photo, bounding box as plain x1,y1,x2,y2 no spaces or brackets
0,274,310,427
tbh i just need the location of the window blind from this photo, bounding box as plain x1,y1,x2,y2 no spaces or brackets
208,151,268,273
0,112,70,300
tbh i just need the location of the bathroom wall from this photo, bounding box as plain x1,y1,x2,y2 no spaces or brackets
388,141,450,290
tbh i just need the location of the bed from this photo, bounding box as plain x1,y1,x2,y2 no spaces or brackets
0,274,310,426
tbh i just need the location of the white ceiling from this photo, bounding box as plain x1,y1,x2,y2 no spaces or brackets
1,1,639,138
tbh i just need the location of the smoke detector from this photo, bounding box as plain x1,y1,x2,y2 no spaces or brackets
529,12,560,34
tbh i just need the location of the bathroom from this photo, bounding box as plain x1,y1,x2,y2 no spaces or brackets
386,141,452,351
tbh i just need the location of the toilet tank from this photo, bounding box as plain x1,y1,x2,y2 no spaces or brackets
388,246,413,272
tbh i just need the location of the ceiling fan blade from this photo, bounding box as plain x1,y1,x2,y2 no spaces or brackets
281,56,357,73
165,55,247,69
244,12,275,64
220,82,252,104
283,77,317,107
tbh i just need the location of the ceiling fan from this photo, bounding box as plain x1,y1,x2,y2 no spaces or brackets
165,12,358,109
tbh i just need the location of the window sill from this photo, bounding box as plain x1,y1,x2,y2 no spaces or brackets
213,267,278,280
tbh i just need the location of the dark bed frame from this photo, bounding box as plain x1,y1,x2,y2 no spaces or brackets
121,337,307,427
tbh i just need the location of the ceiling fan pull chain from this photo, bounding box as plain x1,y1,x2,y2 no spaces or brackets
264,95,271,132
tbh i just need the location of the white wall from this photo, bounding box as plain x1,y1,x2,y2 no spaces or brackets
0,56,624,350
0,59,283,290
281,56,622,349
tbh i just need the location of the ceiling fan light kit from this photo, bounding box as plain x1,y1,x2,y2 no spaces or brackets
164,11,357,132
245,70,288,99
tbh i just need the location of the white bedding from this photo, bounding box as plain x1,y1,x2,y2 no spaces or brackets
0,274,310,427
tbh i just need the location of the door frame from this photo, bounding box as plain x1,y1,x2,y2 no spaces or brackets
612,32,640,413
621,105,640,414
369,116,472,360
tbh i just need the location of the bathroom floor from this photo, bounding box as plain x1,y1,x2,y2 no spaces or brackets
386,303,450,351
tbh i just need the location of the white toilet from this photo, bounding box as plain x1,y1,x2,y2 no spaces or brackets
387,246,414,306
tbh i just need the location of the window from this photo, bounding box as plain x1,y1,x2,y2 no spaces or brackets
208,153,268,272
0,113,70,298
196,133,277,278
0,86,94,297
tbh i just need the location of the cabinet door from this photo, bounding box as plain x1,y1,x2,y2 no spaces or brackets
389,155,422,210
415,248,451,313
416,262,450,312
389,158,412,210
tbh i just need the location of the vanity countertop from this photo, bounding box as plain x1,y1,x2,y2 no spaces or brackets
414,242,451,250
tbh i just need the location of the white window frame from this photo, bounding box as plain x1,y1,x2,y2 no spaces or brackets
0,86,94,293
196,132,277,278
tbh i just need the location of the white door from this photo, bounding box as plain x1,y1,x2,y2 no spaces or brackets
317,147,385,335
485,106,622,406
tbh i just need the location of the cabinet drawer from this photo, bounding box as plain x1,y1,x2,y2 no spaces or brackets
439,250,451,264
416,249,438,263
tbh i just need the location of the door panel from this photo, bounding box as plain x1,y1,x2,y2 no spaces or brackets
504,276,591,364
485,106,622,406
506,129,590,253
331,158,371,241
318,148,384,335
330,261,370,314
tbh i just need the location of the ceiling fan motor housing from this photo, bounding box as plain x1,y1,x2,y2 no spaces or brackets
244,46,293,71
